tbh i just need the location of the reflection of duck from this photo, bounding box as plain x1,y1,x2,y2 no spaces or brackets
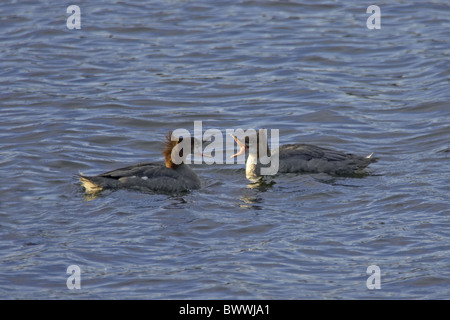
78,132,201,194
239,193,264,210
231,130,378,179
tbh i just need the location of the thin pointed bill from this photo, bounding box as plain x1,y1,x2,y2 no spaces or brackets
230,134,247,158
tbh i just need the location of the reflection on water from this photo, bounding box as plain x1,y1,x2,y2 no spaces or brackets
246,176,276,191
239,193,264,210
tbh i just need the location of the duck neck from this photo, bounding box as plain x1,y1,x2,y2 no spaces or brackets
245,153,260,178
164,143,188,169
165,153,179,169
245,144,275,178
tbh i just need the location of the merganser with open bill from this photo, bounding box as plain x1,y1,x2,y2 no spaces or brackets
78,132,201,194
231,129,378,179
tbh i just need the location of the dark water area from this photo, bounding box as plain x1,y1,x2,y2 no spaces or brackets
0,1,449,299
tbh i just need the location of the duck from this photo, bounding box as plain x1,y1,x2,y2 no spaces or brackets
78,132,201,194
230,129,378,179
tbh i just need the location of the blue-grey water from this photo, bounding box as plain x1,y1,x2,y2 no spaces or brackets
1,0,449,300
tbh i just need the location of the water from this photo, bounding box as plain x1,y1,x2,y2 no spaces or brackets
0,0,449,299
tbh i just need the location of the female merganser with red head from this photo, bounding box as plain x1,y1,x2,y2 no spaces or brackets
78,132,201,194
231,130,377,179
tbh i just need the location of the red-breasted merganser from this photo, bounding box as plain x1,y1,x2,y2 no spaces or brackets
231,130,378,179
78,132,201,194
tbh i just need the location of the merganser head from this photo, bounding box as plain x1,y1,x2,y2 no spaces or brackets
163,131,200,169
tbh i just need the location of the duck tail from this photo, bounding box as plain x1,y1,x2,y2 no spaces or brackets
366,152,379,163
76,171,103,193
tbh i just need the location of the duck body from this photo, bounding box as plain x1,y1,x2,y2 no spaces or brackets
79,162,200,194
78,133,201,194
270,143,375,176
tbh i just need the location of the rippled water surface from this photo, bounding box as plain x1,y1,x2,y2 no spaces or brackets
1,1,449,299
